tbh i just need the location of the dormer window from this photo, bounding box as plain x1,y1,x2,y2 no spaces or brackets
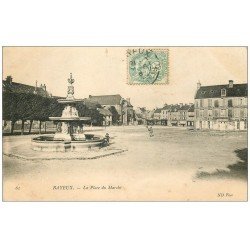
221,88,226,97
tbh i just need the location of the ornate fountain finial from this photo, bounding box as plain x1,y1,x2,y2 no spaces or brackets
67,73,75,99
68,73,75,85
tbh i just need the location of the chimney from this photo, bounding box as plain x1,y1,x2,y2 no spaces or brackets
126,98,131,103
229,80,234,88
6,75,13,84
197,81,201,90
40,84,46,91
179,103,183,108
34,80,38,94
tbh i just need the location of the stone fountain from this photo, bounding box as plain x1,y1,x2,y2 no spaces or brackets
32,73,106,152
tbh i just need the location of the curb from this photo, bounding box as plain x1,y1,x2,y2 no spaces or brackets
3,149,128,161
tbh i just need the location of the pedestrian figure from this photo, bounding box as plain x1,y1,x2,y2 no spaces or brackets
148,126,154,137
103,133,110,146
105,133,110,143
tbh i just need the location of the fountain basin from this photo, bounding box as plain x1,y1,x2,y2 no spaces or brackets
32,135,105,152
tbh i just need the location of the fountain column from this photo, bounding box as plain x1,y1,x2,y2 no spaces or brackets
53,74,78,141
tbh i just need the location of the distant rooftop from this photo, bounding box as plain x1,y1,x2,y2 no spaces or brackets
3,76,50,98
154,108,162,113
89,94,122,105
179,104,191,111
195,82,247,99
88,94,133,107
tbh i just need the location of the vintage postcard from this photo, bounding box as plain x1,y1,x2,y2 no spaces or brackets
2,46,248,201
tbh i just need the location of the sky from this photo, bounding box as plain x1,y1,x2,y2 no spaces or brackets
3,47,247,109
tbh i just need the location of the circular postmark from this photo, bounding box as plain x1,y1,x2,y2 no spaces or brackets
128,49,168,84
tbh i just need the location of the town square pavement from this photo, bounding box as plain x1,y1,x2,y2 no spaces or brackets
2,126,247,201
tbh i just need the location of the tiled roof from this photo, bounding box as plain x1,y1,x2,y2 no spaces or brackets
179,104,191,111
89,94,122,105
154,108,162,113
162,105,172,110
170,104,180,112
98,108,112,116
162,104,193,112
139,107,147,113
3,80,50,97
195,83,247,99
83,98,101,109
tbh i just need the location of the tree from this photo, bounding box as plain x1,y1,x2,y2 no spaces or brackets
2,92,63,134
75,102,103,126
108,106,120,125
2,91,105,135
15,93,35,134
3,92,22,134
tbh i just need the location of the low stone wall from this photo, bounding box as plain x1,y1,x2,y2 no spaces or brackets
31,135,105,152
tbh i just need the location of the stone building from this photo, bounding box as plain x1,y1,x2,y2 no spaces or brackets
88,95,134,125
160,105,169,121
168,104,180,126
134,107,145,125
194,80,247,130
153,108,162,124
187,104,195,127
160,104,194,126
178,104,191,126
97,108,113,126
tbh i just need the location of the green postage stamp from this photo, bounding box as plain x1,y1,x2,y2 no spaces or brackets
127,48,169,85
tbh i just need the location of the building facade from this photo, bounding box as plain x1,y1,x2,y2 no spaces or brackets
134,107,147,125
88,95,134,125
160,106,168,120
97,108,112,126
187,104,195,127
178,104,190,126
152,108,162,124
194,80,247,130
160,104,194,126
168,104,180,126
